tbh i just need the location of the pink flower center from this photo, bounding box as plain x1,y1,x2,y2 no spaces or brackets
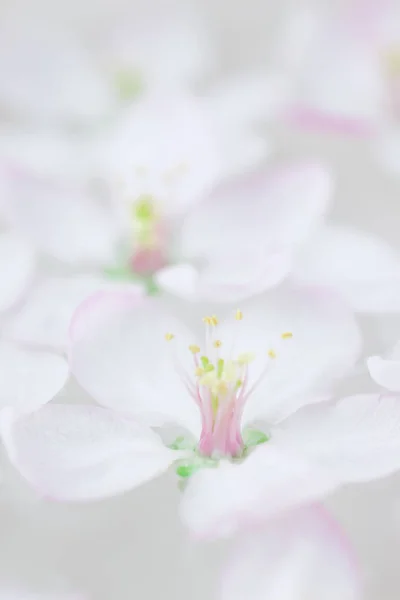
129,195,168,275
165,311,293,459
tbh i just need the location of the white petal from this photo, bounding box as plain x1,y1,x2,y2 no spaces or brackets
4,175,118,265
367,355,400,391
180,444,336,539
0,342,68,412
219,507,359,600
374,128,400,176
1,404,174,500
70,292,201,435
223,287,361,425
0,232,35,312
7,276,144,350
155,263,199,300
276,394,400,481
181,163,332,261
293,225,400,312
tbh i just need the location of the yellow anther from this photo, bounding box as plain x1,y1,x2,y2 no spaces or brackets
203,315,218,326
165,333,175,341
213,340,222,348
237,352,256,365
195,367,205,377
235,309,243,320
281,332,293,340
268,349,277,359
189,344,200,354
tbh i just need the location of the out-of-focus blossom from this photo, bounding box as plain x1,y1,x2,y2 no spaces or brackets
218,507,360,600
0,288,363,535
0,5,211,127
0,590,86,600
156,162,400,310
0,341,68,416
368,340,400,390
1,86,271,349
277,0,400,175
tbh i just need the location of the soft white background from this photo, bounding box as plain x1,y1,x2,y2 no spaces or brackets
0,0,399,598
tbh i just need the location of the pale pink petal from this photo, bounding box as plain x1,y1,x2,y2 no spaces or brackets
69,292,201,435
367,356,400,391
0,342,68,412
154,263,199,300
293,225,400,311
0,232,35,312
181,162,332,262
219,507,359,600
155,254,293,303
275,394,400,481
180,444,336,539
223,287,361,425
4,174,118,265
6,276,144,350
98,93,224,214
1,404,175,500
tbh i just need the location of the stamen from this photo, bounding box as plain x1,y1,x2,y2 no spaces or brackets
268,349,276,359
213,340,222,348
165,333,175,341
203,315,218,326
237,352,255,365
235,309,243,320
189,344,200,354
217,359,224,379
281,332,293,339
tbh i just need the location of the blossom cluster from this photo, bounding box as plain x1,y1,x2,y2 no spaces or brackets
0,0,399,598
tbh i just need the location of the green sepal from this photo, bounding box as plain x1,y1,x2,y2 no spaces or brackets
176,463,203,479
103,264,138,282
243,428,270,448
175,455,218,480
168,436,196,451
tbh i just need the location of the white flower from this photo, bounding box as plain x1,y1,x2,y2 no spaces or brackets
218,506,360,600
1,288,379,539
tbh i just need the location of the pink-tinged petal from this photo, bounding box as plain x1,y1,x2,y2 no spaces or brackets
0,232,35,312
98,93,224,214
229,287,361,426
6,276,144,350
275,394,400,482
219,506,360,600
3,174,118,265
180,444,336,539
1,404,175,501
155,264,199,300
155,255,293,303
181,162,332,263
286,105,374,137
367,356,400,391
293,225,400,312
195,251,293,302
69,292,201,436
0,342,68,412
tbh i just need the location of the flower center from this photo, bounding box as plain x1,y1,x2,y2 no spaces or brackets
165,310,293,473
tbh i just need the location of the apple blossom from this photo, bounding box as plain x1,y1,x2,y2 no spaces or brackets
276,1,400,175
0,85,272,349
0,287,375,539
218,506,360,600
